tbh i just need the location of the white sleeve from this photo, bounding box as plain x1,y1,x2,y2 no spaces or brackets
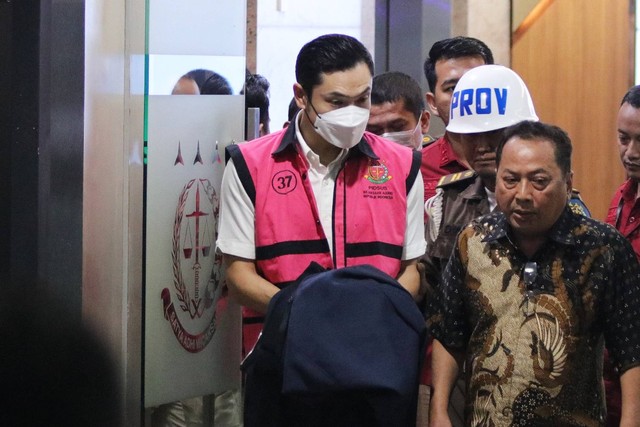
425,188,444,243
215,158,256,259
402,172,427,260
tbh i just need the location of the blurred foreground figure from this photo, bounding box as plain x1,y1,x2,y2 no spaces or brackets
0,287,120,426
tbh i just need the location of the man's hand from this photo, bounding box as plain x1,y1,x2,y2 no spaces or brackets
429,339,463,427
396,259,421,300
620,365,640,427
224,254,280,314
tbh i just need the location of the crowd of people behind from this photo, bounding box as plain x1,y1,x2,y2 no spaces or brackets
178,33,640,426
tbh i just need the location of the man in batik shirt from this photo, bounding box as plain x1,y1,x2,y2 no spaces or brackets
428,120,640,426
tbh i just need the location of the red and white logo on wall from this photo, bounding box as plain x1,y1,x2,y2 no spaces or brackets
161,177,226,353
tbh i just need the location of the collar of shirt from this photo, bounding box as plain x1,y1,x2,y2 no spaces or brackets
459,174,485,200
485,187,497,212
438,135,465,168
481,206,577,247
456,175,497,211
621,178,639,203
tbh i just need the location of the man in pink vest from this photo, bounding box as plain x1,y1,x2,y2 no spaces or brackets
216,34,426,424
421,37,494,202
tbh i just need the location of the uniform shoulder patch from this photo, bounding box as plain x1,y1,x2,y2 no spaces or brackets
436,170,476,188
421,134,437,148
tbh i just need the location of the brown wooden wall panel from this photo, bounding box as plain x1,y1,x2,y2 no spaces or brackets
511,0,633,220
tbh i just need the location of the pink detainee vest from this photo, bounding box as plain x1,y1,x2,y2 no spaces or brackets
226,126,421,351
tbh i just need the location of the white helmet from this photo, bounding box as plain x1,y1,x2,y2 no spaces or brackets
446,64,538,134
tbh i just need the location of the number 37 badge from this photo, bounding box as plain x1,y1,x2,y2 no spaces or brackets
271,170,298,195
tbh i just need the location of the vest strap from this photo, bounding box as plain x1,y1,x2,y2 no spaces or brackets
256,239,330,260
346,241,403,259
406,150,422,195
226,144,256,206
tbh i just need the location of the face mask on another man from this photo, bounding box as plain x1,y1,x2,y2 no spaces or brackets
381,122,423,150
312,104,370,150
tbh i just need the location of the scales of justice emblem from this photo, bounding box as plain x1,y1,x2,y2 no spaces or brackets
161,141,226,352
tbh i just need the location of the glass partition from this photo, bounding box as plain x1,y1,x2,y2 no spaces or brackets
143,0,245,412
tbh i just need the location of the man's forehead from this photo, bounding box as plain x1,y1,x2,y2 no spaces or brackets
500,137,558,167
436,54,486,66
314,65,371,89
370,100,409,115
434,55,486,81
618,103,640,126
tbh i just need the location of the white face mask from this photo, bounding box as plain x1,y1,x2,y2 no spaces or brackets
381,122,423,150
312,105,370,149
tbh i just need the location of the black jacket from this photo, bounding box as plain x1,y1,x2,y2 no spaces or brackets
242,263,426,427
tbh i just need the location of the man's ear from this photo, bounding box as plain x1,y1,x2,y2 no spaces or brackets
419,110,431,135
293,83,307,110
566,170,574,198
425,92,439,117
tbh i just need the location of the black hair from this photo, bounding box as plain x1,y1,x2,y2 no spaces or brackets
621,85,640,108
295,34,374,97
371,71,425,121
423,36,494,93
287,97,300,121
242,73,271,129
497,120,572,176
185,69,233,95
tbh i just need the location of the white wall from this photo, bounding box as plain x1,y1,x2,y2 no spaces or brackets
256,0,375,132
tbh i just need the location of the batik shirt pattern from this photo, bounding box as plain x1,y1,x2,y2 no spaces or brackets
428,207,640,426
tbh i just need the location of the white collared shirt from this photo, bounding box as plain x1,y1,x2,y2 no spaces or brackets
294,113,348,253
485,187,497,212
